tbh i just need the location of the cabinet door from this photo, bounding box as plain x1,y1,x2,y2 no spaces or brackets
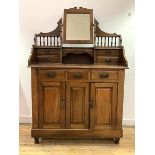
90,83,117,130
38,82,65,129
66,82,89,129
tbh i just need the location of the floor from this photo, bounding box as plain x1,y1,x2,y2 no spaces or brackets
19,124,135,155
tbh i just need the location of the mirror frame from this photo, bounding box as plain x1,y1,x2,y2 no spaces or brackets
63,7,93,44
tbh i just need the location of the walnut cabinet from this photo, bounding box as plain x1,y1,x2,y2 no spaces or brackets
31,68,126,144
28,7,128,144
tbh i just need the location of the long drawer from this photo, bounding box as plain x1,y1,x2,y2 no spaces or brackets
38,69,118,81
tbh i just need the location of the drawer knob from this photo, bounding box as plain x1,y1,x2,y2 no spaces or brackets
105,51,111,55
105,58,111,63
100,73,109,78
45,49,50,54
47,72,56,77
73,73,81,79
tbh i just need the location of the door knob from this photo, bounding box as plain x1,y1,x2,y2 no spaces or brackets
89,99,95,108
105,58,111,63
60,98,65,107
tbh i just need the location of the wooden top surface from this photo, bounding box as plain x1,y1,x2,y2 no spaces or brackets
28,63,128,69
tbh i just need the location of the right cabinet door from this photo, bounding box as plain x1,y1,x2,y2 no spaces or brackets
90,83,117,131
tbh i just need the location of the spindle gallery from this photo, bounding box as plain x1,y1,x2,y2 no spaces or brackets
28,7,128,144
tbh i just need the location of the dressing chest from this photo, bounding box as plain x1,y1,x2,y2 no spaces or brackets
28,7,128,144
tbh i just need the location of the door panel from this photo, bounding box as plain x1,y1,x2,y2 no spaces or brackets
66,82,89,129
95,88,111,125
39,82,65,129
70,87,84,123
90,83,117,130
44,87,60,124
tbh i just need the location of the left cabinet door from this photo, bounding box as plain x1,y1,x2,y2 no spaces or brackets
38,82,65,129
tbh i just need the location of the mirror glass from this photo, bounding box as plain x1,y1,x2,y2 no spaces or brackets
66,14,90,40
63,8,93,44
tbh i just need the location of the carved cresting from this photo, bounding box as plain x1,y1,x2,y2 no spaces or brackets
65,6,91,11
94,19,122,47
34,18,62,47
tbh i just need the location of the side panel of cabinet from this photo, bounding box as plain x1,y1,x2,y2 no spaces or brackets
31,68,38,129
38,82,65,129
66,82,89,129
90,83,117,131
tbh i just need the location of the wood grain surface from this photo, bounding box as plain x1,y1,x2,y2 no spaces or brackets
20,124,135,155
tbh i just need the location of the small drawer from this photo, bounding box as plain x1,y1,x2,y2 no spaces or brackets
91,70,118,80
37,49,60,55
96,49,120,56
38,70,65,81
37,55,60,63
96,56,119,65
67,70,89,80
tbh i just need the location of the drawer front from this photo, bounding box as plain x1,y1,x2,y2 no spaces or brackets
96,56,119,65
91,70,118,80
67,70,89,80
37,55,60,63
37,49,60,55
38,70,65,81
96,49,120,56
